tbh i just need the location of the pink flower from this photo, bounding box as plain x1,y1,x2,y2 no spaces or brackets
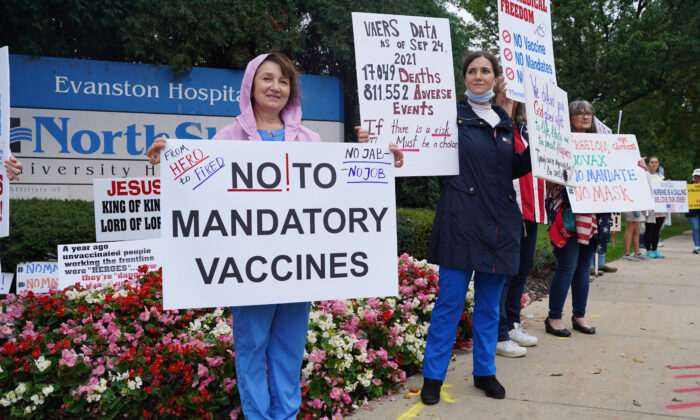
59,349,77,367
206,357,223,367
92,365,105,376
197,363,209,377
308,349,327,363
311,398,323,409
330,387,343,401
372,378,382,386
139,310,150,322
376,347,389,361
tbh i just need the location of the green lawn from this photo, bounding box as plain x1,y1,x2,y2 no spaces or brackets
535,213,692,263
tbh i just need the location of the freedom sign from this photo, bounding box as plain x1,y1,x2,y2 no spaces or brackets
93,177,161,242
498,0,556,101
523,68,574,187
651,181,688,213
352,12,458,177
0,47,10,237
160,140,398,310
567,134,654,213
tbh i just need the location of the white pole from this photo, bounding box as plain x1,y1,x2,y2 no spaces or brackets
617,110,623,134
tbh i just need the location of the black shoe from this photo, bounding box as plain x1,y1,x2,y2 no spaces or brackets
571,316,596,334
545,317,571,337
420,378,442,405
473,375,506,399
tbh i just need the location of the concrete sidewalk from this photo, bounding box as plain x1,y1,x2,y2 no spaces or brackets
349,232,700,419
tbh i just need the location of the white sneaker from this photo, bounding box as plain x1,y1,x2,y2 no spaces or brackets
658,241,664,247
509,323,538,347
496,340,527,357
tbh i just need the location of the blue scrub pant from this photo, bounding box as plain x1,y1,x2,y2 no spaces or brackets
230,302,311,420
423,267,506,379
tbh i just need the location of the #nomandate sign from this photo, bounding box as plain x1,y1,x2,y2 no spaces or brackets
352,12,458,177
160,140,398,310
567,134,653,213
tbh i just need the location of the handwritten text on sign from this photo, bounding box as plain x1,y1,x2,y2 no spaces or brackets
93,177,161,242
523,68,574,186
651,181,688,213
160,140,398,310
498,0,556,101
352,13,458,177
58,239,160,290
0,47,11,237
16,262,58,294
567,134,654,213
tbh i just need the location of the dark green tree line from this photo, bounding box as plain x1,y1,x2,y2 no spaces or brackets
457,0,700,180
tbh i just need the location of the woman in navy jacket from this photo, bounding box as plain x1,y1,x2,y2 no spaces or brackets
421,51,531,403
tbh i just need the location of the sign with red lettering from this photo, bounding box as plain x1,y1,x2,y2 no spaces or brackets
0,47,11,237
498,0,556,101
93,177,161,241
651,181,688,213
523,68,574,187
58,239,160,290
160,140,398,310
567,134,654,213
16,262,59,294
352,12,458,177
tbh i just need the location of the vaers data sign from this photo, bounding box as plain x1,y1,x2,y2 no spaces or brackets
8,55,344,200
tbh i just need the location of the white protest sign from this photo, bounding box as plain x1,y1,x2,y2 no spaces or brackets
160,140,398,310
594,117,613,134
0,272,13,294
567,134,654,213
523,68,574,186
651,181,688,213
16,262,59,294
498,0,556,101
58,239,160,290
352,12,458,177
0,47,10,237
93,177,161,241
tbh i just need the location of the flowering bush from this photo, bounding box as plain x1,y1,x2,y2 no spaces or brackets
0,255,473,419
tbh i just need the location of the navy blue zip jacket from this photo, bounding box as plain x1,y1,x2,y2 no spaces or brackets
428,100,532,275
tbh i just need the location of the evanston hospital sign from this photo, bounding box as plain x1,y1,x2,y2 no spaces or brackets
9,55,344,200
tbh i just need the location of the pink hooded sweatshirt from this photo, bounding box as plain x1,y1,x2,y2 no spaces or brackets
212,53,321,143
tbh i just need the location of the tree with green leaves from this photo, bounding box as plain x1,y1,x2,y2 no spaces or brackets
456,0,699,180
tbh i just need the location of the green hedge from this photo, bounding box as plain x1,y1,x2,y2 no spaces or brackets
0,199,96,273
396,208,435,261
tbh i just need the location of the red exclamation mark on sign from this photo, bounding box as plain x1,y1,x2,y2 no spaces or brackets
0,201,3,221
285,153,290,191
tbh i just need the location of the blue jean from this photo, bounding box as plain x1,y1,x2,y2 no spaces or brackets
498,220,538,341
549,239,595,319
230,302,311,420
423,267,505,378
689,215,700,248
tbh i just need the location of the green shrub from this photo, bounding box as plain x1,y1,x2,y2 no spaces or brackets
0,199,96,273
396,208,435,261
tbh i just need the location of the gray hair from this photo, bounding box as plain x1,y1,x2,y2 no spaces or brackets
569,99,597,133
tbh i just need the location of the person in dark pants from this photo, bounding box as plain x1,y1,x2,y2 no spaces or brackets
644,156,666,258
492,84,540,357
421,51,531,404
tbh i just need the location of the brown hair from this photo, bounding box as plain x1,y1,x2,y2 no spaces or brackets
461,50,501,78
257,53,300,102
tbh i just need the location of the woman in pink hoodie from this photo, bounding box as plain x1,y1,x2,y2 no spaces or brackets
149,53,402,420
